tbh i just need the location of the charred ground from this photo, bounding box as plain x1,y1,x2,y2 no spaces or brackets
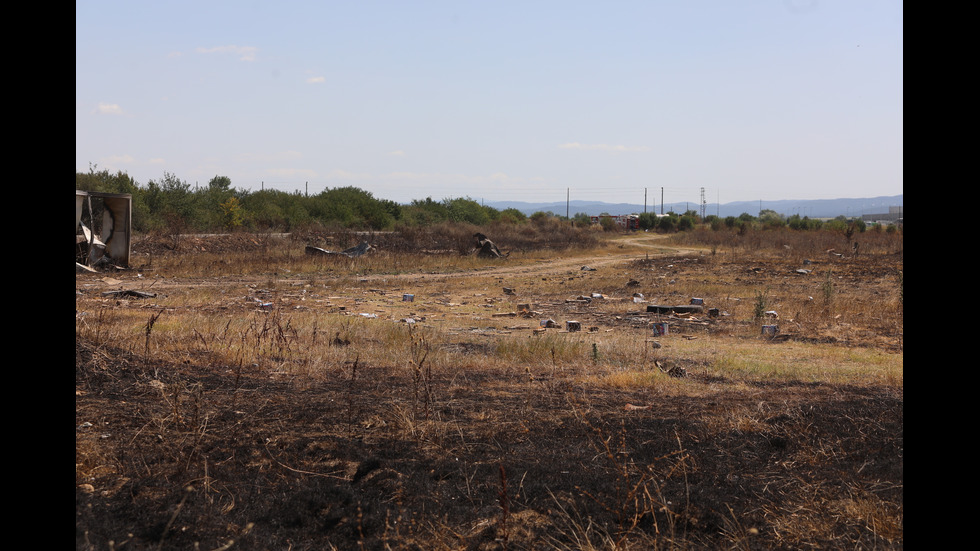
76,232,903,550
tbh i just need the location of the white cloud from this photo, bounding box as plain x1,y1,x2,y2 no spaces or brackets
148,158,165,165
97,103,124,115
196,45,258,62
558,142,651,152
307,76,325,83
388,150,406,157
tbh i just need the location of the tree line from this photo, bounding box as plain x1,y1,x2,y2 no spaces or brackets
76,167,891,235
76,168,532,233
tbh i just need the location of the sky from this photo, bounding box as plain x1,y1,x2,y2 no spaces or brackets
76,1,903,207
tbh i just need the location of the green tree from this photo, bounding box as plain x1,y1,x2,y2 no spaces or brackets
200,175,235,229
140,172,198,232
498,208,527,224
219,196,245,229
638,212,658,230
658,212,679,232
440,197,500,226
758,209,785,228
571,212,593,227
241,189,299,230
312,186,394,230
404,197,450,226
678,213,696,231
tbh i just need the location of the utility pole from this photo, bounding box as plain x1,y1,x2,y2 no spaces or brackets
700,187,706,220
660,187,664,215
644,188,647,213
566,188,569,219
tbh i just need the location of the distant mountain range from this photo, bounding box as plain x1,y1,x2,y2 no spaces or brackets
484,195,903,220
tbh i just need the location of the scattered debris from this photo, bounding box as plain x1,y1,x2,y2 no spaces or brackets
656,360,686,378
581,265,597,271
474,233,508,258
651,322,669,337
626,279,640,287
402,294,415,301
540,319,558,328
566,321,581,332
795,268,812,274
305,241,374,258
344,242,374,257
623,403,652,411
520,308,543,318
503,287,516,295
646,304,703,314
100,289,157,299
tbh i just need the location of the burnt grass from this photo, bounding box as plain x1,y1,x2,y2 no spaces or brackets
77,235,903,550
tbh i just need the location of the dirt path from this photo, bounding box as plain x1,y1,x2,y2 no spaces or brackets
355,233,702,283
88,233,703,294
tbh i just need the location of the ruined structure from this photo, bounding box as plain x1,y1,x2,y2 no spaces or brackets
76,190,132,270
474,233,507,258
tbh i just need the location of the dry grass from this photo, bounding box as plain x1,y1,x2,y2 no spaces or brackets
77,229,902,550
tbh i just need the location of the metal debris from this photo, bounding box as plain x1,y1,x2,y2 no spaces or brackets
76,190,132,269
474,233,508,258
305,241,374,258
100,289,157,299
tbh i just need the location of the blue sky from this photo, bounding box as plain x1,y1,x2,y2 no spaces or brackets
76,1,903,206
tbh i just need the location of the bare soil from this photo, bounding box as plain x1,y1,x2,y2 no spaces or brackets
76,233,903,550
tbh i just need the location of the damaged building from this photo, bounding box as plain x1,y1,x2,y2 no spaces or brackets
76,190,132,271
